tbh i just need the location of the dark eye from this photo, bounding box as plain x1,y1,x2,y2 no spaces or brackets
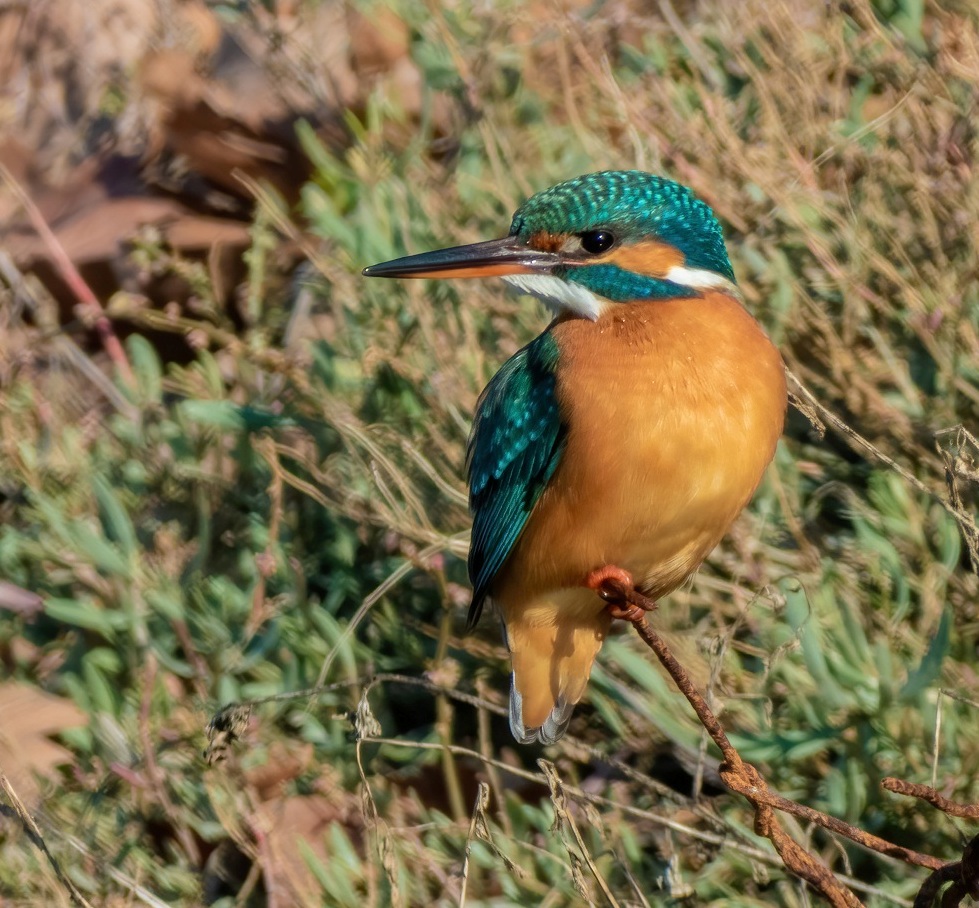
579,230,615,254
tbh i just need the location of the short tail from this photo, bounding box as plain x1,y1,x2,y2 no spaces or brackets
503,602,611,745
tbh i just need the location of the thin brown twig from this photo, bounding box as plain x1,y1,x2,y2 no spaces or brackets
0,163,135,385
787,370,978,577
362,732,913,904
214,664,965,905
0,765,96,908
622,617,861,906
0,250,136,415
137,652,201,865
597,576,955,907
458,782,488,907
219,667,855,873
882,779,979,820
912,864,961,908
910,836,979,908
935,425,979,573
883,775,979,907
540,759,621,907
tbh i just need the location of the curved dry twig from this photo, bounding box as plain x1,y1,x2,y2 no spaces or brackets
882,780,979,907
596,575,973,907
0,163,134,386
882,778,979,820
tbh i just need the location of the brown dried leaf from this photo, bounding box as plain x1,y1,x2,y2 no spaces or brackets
0,682,86,804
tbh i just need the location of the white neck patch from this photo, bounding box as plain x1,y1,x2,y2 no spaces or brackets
502,272,609,321
664,265,741,298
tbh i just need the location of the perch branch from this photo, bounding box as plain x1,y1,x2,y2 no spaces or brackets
598,576,953,907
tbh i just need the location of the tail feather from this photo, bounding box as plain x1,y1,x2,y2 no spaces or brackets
510,683,576,745
503,598,610,744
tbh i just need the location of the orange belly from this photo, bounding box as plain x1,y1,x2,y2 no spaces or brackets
494,291,786,737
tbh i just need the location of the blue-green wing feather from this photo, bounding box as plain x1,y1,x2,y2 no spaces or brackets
466,331,565,630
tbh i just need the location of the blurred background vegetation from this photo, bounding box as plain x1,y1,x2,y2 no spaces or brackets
0,0,977,905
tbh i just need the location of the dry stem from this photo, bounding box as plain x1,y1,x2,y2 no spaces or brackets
0,764,96,908
598,576,974,907
0,164,134,386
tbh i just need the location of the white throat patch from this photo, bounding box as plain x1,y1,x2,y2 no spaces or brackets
502,273,609,321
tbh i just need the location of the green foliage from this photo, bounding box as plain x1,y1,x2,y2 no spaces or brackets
1,0,978,905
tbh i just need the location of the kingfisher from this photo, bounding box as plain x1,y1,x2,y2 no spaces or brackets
363,171,786,744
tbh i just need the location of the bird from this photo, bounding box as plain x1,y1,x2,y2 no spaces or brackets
363,170,786,745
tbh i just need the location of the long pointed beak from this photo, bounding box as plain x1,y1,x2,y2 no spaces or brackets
362,236,560,280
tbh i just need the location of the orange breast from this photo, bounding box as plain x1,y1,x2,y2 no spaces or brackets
493,291,787,612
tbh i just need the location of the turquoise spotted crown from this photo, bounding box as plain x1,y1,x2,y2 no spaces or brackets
508,170,734,283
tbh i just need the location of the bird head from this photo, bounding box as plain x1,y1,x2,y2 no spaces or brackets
363,170,738,319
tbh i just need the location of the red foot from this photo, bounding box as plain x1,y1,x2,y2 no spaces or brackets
583,565,657,623
583,565,634,593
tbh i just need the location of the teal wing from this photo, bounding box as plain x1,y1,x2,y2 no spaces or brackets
466,331,565,629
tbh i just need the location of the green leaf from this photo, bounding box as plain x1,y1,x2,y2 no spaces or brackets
145,588,185,621
179,400,295,432
83,655,119,715
46,597,124,639
126,334,163,404
900,609,951,702
599,640,699,747
94,476,137,559
782,579,848,710
71,526,132,578
179,400,248,431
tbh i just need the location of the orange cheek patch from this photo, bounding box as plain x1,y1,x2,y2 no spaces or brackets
598,241,684,277
529,231,571,253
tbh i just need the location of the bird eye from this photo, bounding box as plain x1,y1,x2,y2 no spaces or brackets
579,230,615,254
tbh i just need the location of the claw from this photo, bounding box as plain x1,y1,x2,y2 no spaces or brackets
605,601,650,622
583,565,657,623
